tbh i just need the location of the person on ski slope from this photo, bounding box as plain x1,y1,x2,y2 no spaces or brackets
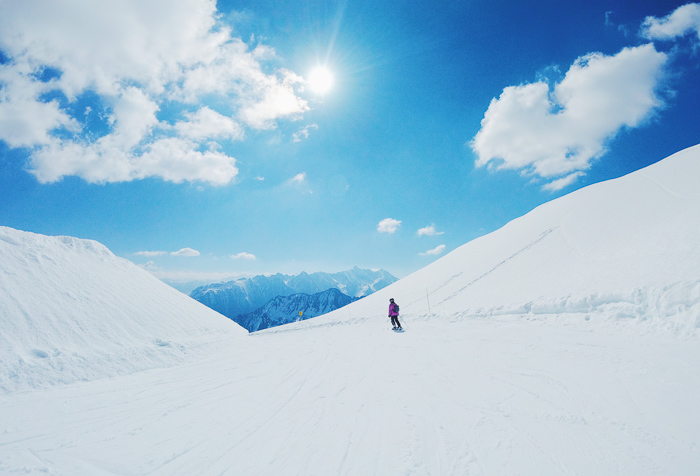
389,298,402,329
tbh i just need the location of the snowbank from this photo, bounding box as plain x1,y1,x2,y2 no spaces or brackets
0,227,246,394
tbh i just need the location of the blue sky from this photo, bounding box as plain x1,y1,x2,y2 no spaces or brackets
1,0,699,292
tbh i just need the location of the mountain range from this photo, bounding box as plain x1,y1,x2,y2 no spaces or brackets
237,288,358,332
189,267,396,330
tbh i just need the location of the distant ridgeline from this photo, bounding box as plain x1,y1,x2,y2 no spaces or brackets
190,267,397,332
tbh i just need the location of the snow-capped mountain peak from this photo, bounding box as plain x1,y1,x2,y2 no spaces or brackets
189,267,397,322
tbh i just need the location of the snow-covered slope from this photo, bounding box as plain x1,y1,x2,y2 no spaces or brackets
0,145,699,474
319,144,700,335
0,227,246,394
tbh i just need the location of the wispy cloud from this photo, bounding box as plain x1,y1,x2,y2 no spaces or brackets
605,11,614,27
471,44,667,191
417,224,444,236
377,218,401,234
541,172,585,192
134,250,167,257
231,252,256,260
282,171,313,194
0,0,309,185
292,123,318,142
170,247,200,257
420,244,446,256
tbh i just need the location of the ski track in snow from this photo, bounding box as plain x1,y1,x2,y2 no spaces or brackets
438,227,558,306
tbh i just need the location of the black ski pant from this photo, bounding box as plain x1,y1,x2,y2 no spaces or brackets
391,315,401,327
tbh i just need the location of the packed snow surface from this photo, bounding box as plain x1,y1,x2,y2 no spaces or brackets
1,144,699,474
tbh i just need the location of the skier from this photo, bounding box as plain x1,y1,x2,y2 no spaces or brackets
388,298,402,330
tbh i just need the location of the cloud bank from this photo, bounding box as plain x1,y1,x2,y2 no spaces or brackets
0,0,309,185
471,44,667,191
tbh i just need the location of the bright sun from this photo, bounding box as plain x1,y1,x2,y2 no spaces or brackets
308,66,334,94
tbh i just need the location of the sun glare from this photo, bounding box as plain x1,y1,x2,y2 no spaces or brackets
308,66,334,94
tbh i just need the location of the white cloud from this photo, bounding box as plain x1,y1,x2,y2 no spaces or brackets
107,86,160,149
236,68,308,130
138,138,239,185
231,252,256,260
284,171,312,194
541,172,585,192
292,123,318,142
134,250,167,257
0,68,80,148
471,44,667,190
420,244,446,256
0,0,308,185
0,0,224,97
174,107,244,142
174,43,308,130
171,247,200,257
377,218,401,234
417,224,444,236
29,136,239,185
640,3,700,41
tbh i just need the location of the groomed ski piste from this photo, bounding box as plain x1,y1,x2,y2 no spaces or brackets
1,144,699,475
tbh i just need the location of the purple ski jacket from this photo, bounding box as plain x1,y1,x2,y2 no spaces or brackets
388,302,399,317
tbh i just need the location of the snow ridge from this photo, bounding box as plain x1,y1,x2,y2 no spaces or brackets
0,227,246,394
